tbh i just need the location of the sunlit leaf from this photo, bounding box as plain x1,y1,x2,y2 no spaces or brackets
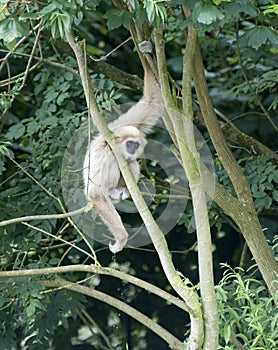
0,18,29,42
193,2,224,25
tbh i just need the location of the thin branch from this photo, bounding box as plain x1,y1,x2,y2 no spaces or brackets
154,26,204,350
42,30,143,92
7,155,60,202
0,22,42,73
6,155,97,261
0,205,88,227
0,264,189,312
90,36,132,62
77,309,113,350
235,26,278,132
0,50,79,87
46,276,185,350
18,23,42,91
22,222,97,263
0,62,41,87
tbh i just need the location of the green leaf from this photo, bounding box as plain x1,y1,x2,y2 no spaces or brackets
193,2,224,25
106,9,132,30
0,18,29,42
263,4,278,16
240,26,278,50
0,141,12,156
6,123,25,140
223,323,231,343
26,303,35,317
19,12,43,20
135,5,148,26
213,0,231,4
254,196,272,209
222,0,257,22
49,257,60,265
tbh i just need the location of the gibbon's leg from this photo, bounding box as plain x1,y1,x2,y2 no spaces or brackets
88,192,128,254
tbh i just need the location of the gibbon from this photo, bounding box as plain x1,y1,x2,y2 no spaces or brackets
83,41,163,253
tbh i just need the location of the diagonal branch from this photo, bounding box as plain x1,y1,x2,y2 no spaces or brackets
0,205,88,227
0,264,188,312
45,276,185,350
65,28,203,348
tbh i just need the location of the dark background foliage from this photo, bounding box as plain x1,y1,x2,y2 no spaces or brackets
0,0,277,349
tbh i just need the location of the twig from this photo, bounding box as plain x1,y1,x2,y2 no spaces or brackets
235,25,278,132
90,36,132,62
18,22,42,91
5,155,97,260
22,222,97,263
0,22,42,73
0,205,88,227
48,276,185,350
0,264,189,312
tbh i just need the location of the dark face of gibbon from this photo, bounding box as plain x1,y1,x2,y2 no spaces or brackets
126,139,140,155
114,125,147,160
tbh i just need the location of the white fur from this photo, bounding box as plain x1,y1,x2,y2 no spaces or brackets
83,57,163,253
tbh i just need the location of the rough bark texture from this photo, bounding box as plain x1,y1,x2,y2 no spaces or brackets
193,42,278,301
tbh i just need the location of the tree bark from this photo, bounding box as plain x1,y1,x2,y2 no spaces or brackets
65,29,204,349
193,41,278,301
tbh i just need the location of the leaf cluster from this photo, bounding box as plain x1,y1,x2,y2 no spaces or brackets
216,264,278,349
217,156,278,210
0,0,278,348
0,279,86,350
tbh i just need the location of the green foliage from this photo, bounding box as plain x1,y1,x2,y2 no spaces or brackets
106,8,133,30
216,156,278,210
0,279,86,350
216,264,278,349
0,18,29,43
0,0,278,348
0,81,22,113
239,26,278,50
0,141,13,173
143,0,167,26
262,4,278,16
242,156,278,209
0,0,84,43
233,70,278,110
192,2,224,25
106,0,167,30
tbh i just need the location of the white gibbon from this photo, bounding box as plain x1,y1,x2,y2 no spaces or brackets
83,41,163,253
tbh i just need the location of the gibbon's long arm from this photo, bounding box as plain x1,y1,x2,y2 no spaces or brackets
109,46,163,133
83,41,163,253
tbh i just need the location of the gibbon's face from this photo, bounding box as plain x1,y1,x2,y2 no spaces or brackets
114,126,147,160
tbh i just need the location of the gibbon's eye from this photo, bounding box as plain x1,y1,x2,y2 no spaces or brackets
126,140,140,155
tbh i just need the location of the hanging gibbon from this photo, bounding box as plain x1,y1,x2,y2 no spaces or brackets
83,41,163,253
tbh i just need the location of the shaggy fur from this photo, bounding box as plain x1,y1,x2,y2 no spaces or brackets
83,44,163,253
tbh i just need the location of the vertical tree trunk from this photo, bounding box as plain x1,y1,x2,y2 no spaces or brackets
193,41,278,301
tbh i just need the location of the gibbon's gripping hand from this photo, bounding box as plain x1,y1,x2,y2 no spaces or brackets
138,41,153,54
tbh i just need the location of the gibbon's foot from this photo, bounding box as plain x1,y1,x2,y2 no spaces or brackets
109,187,130,200
139,41,153,54
109,234,128,254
